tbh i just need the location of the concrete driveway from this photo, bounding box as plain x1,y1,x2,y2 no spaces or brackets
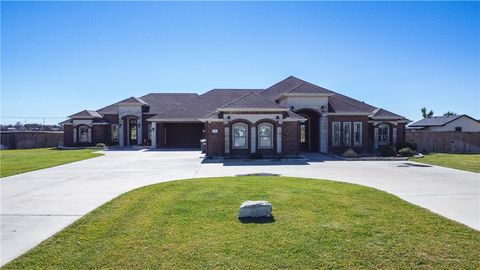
1,150,479,266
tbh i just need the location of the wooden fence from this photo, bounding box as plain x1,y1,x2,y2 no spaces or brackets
406,131,480,153
0,131,63,150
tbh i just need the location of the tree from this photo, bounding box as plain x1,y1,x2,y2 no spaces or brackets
421,107,434,118
443,111,456,116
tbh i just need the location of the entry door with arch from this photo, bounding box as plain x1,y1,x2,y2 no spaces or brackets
296,109,320,152
128,118,138,145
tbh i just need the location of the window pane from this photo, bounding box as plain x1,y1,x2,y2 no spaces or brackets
343,123,351,146
300,125,306,143
233,124,247,148
354,123,361,145
333,123,340,146
259,124,273,148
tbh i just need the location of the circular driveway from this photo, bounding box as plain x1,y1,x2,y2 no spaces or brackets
1,149,479,265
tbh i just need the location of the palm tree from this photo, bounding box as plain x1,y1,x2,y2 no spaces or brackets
421,107,434,118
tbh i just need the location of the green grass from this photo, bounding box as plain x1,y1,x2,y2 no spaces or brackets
411,153,480,173
4,176,479,269
0,148,103,178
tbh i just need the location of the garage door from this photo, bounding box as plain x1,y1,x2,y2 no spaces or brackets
165,123,204,148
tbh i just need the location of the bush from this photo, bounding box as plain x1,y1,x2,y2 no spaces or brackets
95,143,107,148
343,148,358,158
379,146,397,157
398,142,417,151
398,147,415,157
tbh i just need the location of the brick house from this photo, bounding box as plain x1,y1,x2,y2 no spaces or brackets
62,76,408,157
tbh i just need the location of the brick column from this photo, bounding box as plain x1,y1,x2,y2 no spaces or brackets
119,118,124,146
137,118,142,145
374,127,379,150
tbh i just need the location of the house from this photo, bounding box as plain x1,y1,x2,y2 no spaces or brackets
407,115,480,132
62,76,409,157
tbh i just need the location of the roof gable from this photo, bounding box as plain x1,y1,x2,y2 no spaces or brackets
68,110,102,119
219,92,287,110
117,96,149,105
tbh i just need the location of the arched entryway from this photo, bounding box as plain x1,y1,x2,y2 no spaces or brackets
296,109,320,152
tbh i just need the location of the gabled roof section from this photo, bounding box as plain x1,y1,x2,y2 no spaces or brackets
409,115,467,127
219,92,287,111
117,96,149,105
148,89,263,121
259,76,334,100
68,110,102,119
370,108,405,119
97,93,198,115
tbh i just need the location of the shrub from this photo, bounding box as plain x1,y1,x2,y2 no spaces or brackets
379,146,397,157
398,142,417,151
343,148,358,158
95,143,107,148
398,147,415,157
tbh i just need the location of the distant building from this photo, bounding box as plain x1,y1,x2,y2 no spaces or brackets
407,114,480,132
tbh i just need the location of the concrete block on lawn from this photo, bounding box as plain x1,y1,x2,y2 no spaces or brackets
238,200,272,218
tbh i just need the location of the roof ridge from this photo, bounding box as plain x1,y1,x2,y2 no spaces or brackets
219,92,256,109
285,83,305,94
330,93,377,113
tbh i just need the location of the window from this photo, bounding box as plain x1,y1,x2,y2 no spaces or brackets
79,126,89,143
111,124,119,143
332,122,340,146
233,123,248,149
455,127,462,132
258,123,273,149
378,124,389,145
300,124,306,143
353,122,362,146
343,122,351,146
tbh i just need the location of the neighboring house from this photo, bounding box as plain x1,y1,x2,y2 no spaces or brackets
62,76,408,157
408,115,480,132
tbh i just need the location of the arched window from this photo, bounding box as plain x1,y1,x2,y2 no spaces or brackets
232,123,248,149
258,123,273,149
78,126,89,143
378,124,390,145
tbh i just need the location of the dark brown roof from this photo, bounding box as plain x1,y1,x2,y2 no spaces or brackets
68,110,102,119
117,96,149,105
371,108,405,119
148,89,262,120
220,92,287,110
97,93,198,115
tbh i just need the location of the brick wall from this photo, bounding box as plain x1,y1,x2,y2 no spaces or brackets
206,122,225,157
64,125,73,146
282,121,300,156
328,115,369,154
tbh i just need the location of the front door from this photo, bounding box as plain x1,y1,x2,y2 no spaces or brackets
129,118,138,145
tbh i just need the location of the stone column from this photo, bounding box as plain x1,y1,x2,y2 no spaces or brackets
73,127,77,143
224,126,230,154
87,127,92,144
150,122,157,149
137,118,142,145
119,118,124,147
319,113,328,153
250,126,256,153
277,126,282,154
374,127,379,150
392,126,397,146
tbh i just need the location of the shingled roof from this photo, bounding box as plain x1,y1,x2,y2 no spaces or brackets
409,115,467,127
219,92,287,110
68,110,102,119
97,93,198,115
259,76,333,100
148,89,263,121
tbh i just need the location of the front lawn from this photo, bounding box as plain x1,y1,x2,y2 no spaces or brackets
5,176,479,269
411,153,480,173
0,148,103,178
